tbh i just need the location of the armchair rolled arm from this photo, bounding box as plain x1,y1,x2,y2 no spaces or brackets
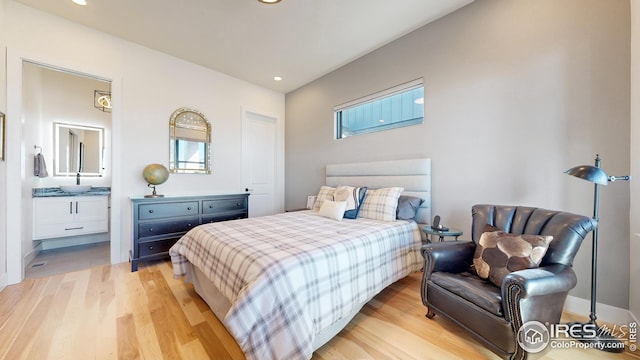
502,264,577,325
502,264,577,298
421,241,476,276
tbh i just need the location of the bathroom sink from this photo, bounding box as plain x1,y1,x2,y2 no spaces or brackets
60,185,92,193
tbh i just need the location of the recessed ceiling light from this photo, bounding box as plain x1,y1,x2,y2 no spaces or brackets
258,0,281,4
273,76,282,81
72,0,87,5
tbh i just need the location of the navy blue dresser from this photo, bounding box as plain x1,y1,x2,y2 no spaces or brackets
130,193,249,271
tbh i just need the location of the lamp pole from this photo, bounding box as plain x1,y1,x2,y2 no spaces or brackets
564,154,631,352
588,155,601,324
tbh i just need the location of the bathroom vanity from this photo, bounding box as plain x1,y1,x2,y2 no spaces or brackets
32,187,110,240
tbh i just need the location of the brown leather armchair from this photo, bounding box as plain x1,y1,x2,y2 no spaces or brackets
420,204,596,360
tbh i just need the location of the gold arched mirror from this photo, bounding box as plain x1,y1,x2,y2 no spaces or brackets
169,108,211,174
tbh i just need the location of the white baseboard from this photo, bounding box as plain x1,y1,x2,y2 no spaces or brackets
23,244,42,268
41,233,109,251
565,295,635,325
0,272,7,292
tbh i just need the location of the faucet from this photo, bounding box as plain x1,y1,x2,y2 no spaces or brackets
76,172,81,185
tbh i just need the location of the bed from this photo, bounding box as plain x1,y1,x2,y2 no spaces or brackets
169,158,431,360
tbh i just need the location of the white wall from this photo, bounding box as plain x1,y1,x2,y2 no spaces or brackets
3,1,285,284
630,0,639,322
0,0,7,291
285,0,631,312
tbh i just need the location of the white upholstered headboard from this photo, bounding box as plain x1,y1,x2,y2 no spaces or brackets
325,158,431,224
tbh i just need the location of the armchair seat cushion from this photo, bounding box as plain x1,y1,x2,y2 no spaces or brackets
430,271,503,316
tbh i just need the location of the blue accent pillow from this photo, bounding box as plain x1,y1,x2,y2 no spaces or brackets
342,187,367,219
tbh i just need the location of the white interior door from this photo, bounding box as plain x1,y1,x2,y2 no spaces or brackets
242,110,277,217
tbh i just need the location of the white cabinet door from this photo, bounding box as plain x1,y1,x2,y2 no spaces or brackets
70,196,109,235
33,196,108,240
34,197,75,226
73,197,108,223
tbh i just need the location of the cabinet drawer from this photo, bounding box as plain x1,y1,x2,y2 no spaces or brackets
202,198,247,215
34,220,108,240
202,211,247,224
138,216,199,238
138,201,199,220
138,238,178,257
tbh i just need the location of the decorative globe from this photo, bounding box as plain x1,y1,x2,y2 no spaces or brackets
143,163,169,185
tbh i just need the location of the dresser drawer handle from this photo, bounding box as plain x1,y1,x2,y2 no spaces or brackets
148,246,154,250
209,205,213,208
236,202,241,207
187,207,192,211
148,209,154,213
148,228,154,232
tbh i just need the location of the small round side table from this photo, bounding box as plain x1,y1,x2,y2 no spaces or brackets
421,226,463,243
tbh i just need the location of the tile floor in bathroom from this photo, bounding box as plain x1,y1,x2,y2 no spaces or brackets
25,241,110,279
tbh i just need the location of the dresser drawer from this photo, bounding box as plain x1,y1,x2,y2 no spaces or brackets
138,238,178,257
202,211,247,224
138,216,199,238
138,201,199,220
202,198,247,215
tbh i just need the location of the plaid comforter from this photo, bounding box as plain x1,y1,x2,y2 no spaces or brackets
169,211,422,360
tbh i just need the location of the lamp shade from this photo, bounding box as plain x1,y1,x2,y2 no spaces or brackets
564,165,608,186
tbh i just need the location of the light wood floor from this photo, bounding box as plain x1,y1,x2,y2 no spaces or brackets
0,260,638,360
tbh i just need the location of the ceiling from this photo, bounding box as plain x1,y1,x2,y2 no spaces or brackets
14,0,473,93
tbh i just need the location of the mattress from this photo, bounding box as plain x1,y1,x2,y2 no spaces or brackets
170,210,422,360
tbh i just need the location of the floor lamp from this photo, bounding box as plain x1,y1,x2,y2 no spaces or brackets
564,154,630,352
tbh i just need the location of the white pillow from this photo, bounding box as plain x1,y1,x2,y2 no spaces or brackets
318,200,347,221
312,186,335,212
358,187,404,221
333,185,358,210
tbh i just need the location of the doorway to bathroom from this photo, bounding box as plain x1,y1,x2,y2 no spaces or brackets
22,62,112,279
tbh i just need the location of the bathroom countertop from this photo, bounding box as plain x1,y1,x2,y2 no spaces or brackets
32,187,111,197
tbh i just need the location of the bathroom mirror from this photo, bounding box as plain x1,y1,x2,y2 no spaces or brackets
169,108,211,174
54,122,104,176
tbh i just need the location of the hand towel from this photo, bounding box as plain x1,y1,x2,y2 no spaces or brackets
34,153,49,178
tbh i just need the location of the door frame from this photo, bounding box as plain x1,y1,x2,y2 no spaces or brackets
5,48,122,285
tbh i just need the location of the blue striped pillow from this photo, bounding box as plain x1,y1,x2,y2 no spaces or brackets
334,186,367,219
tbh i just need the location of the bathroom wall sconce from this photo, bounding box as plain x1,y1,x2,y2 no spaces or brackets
94,90,112,112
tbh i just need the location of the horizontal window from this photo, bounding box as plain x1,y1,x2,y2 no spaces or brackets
334,79,424,139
